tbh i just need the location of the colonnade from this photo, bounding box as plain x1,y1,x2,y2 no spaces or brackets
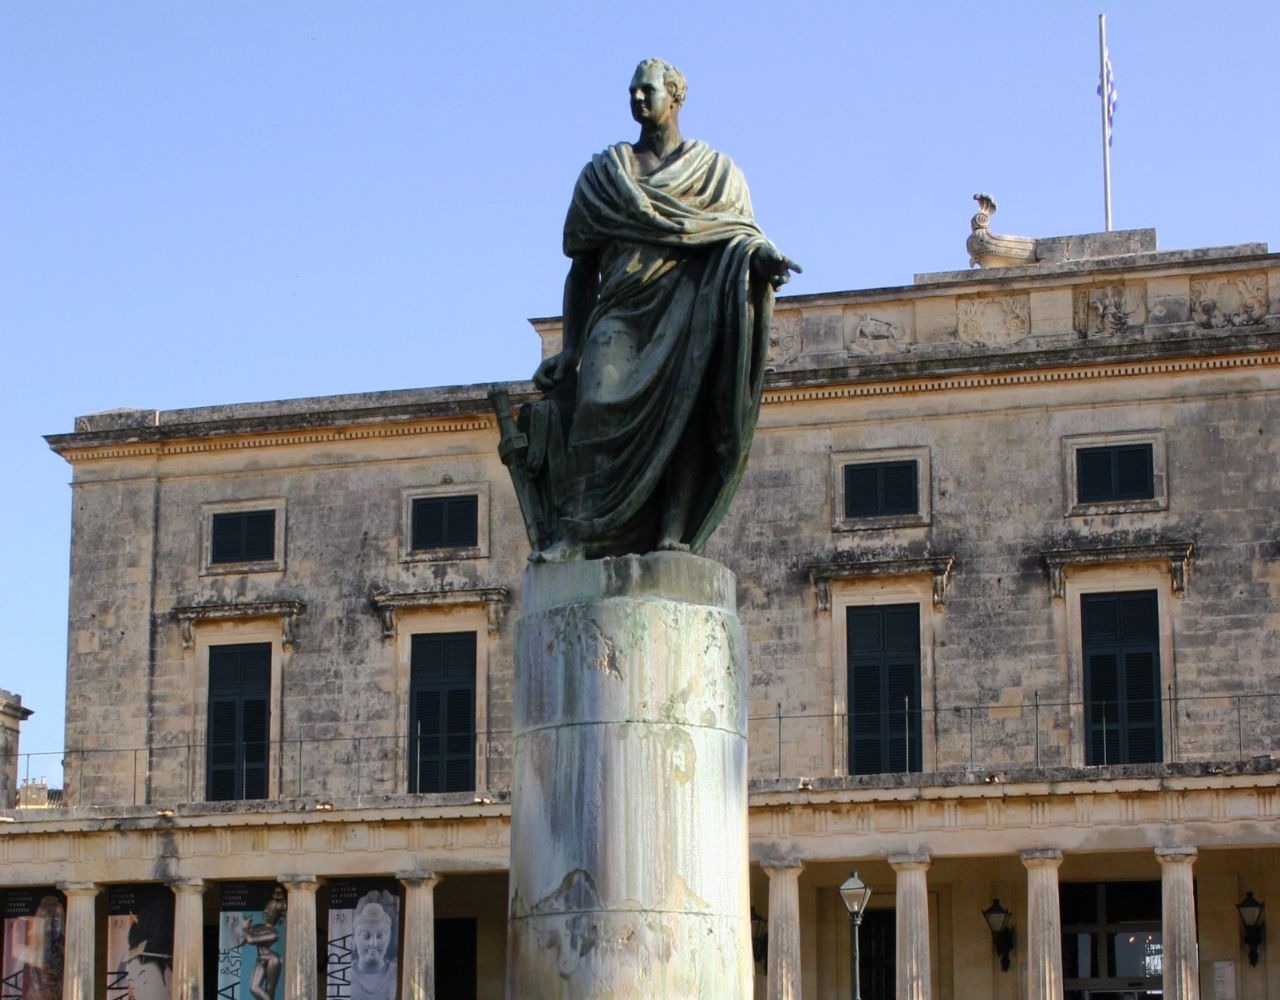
53,871,443,1000
762,847,1202,1000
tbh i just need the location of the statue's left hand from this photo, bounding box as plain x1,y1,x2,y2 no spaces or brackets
753,244,803,291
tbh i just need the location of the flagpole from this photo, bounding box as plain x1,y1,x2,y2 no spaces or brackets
1099,13,1112,231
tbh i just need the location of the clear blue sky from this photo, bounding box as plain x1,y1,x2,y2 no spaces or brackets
3,1,1275,778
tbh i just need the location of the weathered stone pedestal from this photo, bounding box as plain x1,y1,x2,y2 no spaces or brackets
507,552,751,998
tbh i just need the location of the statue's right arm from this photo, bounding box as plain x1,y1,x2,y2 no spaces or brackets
534,251,599,390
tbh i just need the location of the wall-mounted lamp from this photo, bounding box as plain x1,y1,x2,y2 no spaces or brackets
982,898,1015,972
1237,891,1265,967
750,906,768,966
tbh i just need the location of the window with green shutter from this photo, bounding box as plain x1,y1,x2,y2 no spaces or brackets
411,495,479,550
1076,444,1154,504
843,461,919,518
408,632,476,793
206,643,271,800
1082,591,1162,765
210,510,276,563
847,604,922,775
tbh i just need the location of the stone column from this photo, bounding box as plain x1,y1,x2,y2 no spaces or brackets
508,553,751,998
58,882,98,1000
0,689,32,808
171,879,205,1000
762,863,803,1000
889,854,931,1000
1157,847,1201,1000
399,871,441,1000
282,877,319,1000
1022,849,1065,1000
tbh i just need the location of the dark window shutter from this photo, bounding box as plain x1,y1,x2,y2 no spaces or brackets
210,510,275,563
844,466,880,517
412,495,478,550
844,461,918,518
206,643,271,801
409,632,476,793
1077,444,1155,503
1082,592,1161,765
847,604,921,775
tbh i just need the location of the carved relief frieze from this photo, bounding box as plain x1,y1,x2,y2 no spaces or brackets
765,313,803,370
1190,273,1269,329
845,313,909,356
956,294,1030,347
1072,284,1147,338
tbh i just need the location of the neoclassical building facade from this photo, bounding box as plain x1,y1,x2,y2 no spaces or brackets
4,228,1279,999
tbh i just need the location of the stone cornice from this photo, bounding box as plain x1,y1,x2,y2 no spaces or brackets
172,600,306,649
370,586,510,637
48,340,1280,464
1040,541,1194,599
808,555,956,613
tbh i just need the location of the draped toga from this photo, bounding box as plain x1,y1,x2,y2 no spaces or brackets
558,139,776,556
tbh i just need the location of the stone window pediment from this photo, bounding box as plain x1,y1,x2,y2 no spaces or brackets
807,554,956,613
370,586,510,638
173,600,306,649
1040,541,1194,599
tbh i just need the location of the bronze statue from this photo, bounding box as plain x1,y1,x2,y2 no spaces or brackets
492,59,799,560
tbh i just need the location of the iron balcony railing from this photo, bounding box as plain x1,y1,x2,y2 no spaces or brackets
9,690,1277,808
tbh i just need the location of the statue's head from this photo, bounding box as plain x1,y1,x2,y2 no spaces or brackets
630,58,686,125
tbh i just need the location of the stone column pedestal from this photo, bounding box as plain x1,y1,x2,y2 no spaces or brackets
282,877,319,1000
171,879,205,1000
1157,847,1201,1000
507,552,751,998
59,882,98,1000
1022,849,1065,1000
399,872,441,1000
890,854,932,1000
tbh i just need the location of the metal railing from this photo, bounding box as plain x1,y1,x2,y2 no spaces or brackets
748,689,1279,780
9,690,1277,808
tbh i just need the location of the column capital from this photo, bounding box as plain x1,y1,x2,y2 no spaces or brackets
761,860,804,878
887,853,930,871
281,875,320,889
169,877,206,891
1155,846,1198,865
397,870,440,887
56,881,100,896
1021,848,1064,868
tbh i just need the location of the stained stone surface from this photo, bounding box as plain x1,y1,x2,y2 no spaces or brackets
507,551,751,998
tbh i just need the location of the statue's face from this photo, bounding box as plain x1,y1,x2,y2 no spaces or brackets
630,64,675,126
354,905,391,969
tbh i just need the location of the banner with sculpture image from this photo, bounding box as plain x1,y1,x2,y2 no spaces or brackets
217,882,287,1000
325,879,400,1000
105,884,173,1000
2,887,65,1000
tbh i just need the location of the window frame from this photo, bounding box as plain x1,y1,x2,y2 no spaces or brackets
1061,564,1177,768
200,498,286,575
1080,590,1163,766
1062,431,1167,517
407,631,478,794
189,619,285,801
391,602,492,793
205,641,273,801
400,483,489,562
846,602,924,775
831,446,931,532
827,576,939,778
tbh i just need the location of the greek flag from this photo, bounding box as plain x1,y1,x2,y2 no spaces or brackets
1097,46,1118,146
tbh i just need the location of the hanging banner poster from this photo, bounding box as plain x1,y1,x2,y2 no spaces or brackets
326,879,400,1000
2,887,65,1000
217,882,287,1000
105,885,173,1000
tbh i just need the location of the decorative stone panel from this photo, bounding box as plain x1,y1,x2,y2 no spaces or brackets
1072,284,1147,338
956,294,1031,347
766,313,803,369
1190,272,1269,328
